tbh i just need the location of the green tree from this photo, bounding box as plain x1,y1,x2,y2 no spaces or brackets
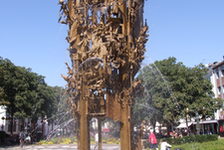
45,86,69,123
0,57,61,134
0,57,21,134
181,64,222,119
134,57,221,130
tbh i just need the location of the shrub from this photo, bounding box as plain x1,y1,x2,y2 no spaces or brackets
0,131,10,145
37,136,120,145
38,140,54,145
165,134,218,145
61,138,72,144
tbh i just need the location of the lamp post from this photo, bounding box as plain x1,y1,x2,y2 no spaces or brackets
196,112,200,135
185,108,189,135
1,117,5,131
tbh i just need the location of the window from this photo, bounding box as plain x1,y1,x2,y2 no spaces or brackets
8,123,11,132
221,69,224,77
218,87,221,94
216,71,220,78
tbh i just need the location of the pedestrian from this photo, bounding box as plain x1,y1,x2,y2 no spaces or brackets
148,129,158,150
94,132,99,150
25,133,31,144
19,130,25,148
160,139,172,150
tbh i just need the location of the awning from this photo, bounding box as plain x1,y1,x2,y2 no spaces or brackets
176,122,192,128
177,120,218,128
192,120,218,125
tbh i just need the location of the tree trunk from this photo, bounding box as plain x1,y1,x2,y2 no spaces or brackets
10,115,13,135
10,110,14,135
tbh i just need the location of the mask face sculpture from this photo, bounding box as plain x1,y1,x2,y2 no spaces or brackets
59,0,148,149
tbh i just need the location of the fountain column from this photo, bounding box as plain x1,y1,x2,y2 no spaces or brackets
120,101,132,150
97,118,102,150
79,80,90,150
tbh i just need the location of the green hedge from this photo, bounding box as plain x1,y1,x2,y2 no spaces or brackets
0,131,10,145
166,134,218,145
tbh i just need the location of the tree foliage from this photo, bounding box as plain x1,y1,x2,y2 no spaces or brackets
0,57,59,122
133,57,221,128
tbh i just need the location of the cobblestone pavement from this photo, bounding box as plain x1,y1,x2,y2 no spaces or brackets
0,144,120,150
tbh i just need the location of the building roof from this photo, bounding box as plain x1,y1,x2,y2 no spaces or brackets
210,61,224,69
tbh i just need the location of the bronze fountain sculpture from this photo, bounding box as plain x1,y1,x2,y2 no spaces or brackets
59,0,148,149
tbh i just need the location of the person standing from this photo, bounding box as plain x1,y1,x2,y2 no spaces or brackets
148,129,158,150
94,132,99,150
19,130,25,148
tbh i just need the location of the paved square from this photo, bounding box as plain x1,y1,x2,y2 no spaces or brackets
0,144,120,150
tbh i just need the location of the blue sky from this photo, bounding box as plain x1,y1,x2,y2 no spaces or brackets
0,0,223,87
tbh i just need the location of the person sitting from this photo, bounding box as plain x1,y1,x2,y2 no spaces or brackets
25,133,31,144
160,139,172,150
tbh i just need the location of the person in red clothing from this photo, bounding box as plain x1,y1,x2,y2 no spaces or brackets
148,129,158,150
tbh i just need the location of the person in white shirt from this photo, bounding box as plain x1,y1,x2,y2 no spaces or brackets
160,139,172,150
94,133,99,150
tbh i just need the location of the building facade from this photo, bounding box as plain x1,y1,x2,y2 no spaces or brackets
209,61,224,98
0,106,6,131
208,59,224,119
0,107,54,138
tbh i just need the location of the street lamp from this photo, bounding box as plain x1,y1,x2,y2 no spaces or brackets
185,108,189,135
196,112,200,135
1,117,5,131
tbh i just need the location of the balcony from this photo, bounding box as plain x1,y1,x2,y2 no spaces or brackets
216,77,224,87
218,94,224,99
